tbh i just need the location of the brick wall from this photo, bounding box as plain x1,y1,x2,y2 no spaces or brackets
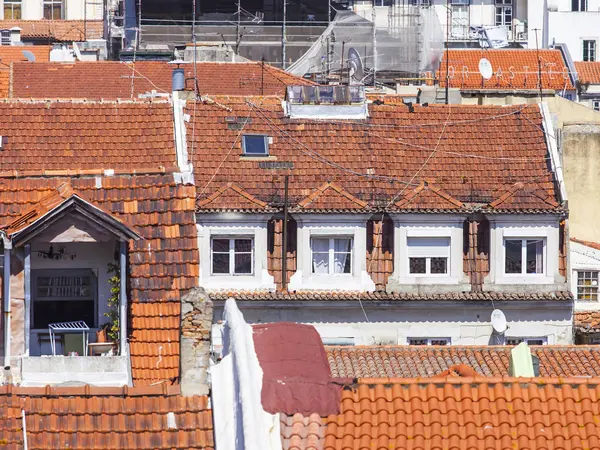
267,218,297,290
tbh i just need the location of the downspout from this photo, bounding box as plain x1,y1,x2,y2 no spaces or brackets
3,235,11,369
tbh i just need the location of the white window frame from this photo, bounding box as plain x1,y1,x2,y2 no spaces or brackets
576,270,599,301
593,100,600,112
450,4,470,40
505,337,547,345
4,0,22,20
43,0,64,19
583,39,596,62
407,337,451,345
310,236,353,276
210,236,254,276
503,238,546,276
407,237,450,277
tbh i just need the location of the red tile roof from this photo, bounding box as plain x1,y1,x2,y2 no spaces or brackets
0,100,177,172
11,61,315,99
0,20,103,41
322,376,600,450
326,345,600,378
190,98,561,213
0,175,198,385
208,290,573,302
575,311,600,333
571,237,600,251
0,384,213,449
440,49,574,90
575,61,600,84
280,413,325,450
0,45,51,97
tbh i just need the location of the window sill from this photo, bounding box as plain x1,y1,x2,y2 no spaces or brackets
200,270,275,290
239,155,277,161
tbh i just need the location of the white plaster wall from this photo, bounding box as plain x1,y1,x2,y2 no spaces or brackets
547,12,600,61
3,0,103,20
212,300,574,347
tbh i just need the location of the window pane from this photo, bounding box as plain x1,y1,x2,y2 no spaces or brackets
234,239,252,253
33,300,95,329
526,240,543,274
234,253,252,274
334,252,351,274
431,339,449,345
431,257,448,274
311,238,329,252
408,339,428,345
505,240,522,273
312,253,329,274
409,257,426,274
243,135,268,155
212,253,230,274
334,238,352,253
212,239,229,253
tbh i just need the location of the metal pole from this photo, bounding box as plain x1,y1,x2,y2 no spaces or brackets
236,1,240,54
3,241,11,369
84,0,87,40
282,0,287,69
192,0,197,44
534,28,543,103
282,176,289,291
445,0,450,104
372,1,376,86
327,0,331,75
24,244,30,356
137,0,141,50
119,241,128,355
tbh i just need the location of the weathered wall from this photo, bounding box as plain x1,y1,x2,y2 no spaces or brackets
563,124,600,242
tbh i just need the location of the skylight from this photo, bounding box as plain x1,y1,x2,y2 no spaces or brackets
242,135,269,156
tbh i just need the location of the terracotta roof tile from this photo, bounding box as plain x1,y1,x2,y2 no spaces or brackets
575,61,600,84
489,181,560,209
322,376,600,450
0,100,176,171
12,61,314,99
326,345,600,378
575,311,600,333
296,182,368,210
189,98,561,213
197,181,273,211
0,385,213,449
0,176,198,385
571,237,600,251
0,20,103,41
440,49,574,90
0,45,51,97
208,290,573,301
280,413,325,450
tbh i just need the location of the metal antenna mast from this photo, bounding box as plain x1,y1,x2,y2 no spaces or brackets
282,0,287,69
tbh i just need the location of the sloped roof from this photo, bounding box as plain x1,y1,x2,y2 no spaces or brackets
575,61,600,84
0,175,198,385
0,45,51,97
296,182,369,211
197,182,274,212
326,345,600,378
320,376,600,450
394,180,464,211
440,49,574,90
0,384,213,449
11,61,315,99
489,181,560,210
0,20,103,41
190,98,561,213
575,311,600,333
0,100,177,172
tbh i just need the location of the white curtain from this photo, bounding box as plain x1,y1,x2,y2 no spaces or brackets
312,238,329,274
333,238,352,274
535,240,544,274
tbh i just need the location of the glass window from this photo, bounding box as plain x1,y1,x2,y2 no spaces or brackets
450,5,469,39
506,337,547,345
211,237,253,275
4,0,21,19
593,100,600,111
407,237,450,275
504,238,544,275
242,135,269,156
495,0,512,30
583,40,596,62
311,237,353,275
43,0,64,19
572,0,587,11
577,271,599,301
408,338,450,345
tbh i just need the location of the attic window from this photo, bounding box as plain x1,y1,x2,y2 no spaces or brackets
242,135,269,156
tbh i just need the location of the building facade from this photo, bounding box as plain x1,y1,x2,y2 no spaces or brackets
0,0,102,20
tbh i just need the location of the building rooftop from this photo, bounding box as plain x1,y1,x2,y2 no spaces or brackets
189,98,562,214
326,345,600,378
575,61,600,85
575,311,600,334
0,20,103,42
11,61,316,99
439,49,574,90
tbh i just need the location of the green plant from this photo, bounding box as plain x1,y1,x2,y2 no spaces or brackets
104,262,120,349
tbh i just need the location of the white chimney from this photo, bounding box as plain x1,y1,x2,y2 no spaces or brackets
10,27,21,44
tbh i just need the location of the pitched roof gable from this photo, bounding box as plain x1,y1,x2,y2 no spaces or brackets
489,181,559,210
297,181,368,211
394,180,464,210
197,182,271,211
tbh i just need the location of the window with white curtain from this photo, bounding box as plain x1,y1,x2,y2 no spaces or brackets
407,237,450,275
311,237,352,275
504,238,544,274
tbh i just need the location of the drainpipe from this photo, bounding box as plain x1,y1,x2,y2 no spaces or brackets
3,235,11,369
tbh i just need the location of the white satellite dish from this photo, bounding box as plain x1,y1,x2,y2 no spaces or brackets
491,309,507,333
347,47,364,84
478,57,493,80
22,50,35,62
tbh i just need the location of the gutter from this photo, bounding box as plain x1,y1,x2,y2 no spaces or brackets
2,233,10,369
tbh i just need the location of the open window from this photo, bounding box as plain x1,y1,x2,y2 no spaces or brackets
311,237,353,275
504,238,545,275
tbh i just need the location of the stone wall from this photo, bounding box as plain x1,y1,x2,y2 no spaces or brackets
180,287,213,397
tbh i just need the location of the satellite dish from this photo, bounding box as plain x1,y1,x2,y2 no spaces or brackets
491,309,507,333
22,50,35,62
347,47,364,84
478,57,493,80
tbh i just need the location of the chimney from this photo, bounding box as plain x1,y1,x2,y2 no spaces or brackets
10,27,21,44
180,287,213,396
172,67,185,92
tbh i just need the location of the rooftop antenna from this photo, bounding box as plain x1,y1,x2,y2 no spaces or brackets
533,28,544,103
282,0,287,69
347,47,365,84
21,50,35,62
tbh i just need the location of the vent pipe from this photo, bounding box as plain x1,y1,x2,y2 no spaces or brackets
172,68,185,92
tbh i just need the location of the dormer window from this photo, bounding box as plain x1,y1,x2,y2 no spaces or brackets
311,237,353,274
504,238,545,275
211,237,254,275
242,135,269,156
